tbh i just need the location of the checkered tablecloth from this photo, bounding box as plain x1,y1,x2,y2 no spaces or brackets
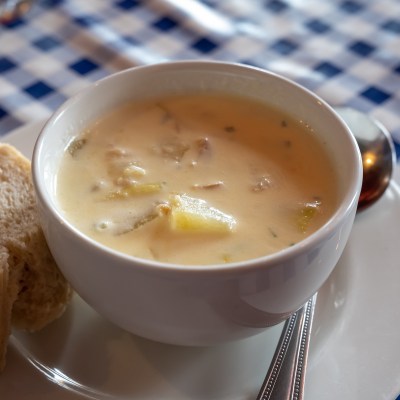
1,0,400,157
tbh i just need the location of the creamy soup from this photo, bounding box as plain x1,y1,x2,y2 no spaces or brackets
56,93,338,265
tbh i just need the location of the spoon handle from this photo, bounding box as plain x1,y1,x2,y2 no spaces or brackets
256,293,317,400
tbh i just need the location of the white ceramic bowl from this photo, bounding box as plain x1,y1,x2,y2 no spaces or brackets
32,61,362,346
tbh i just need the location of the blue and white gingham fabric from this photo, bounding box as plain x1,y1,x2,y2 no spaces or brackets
1,0,400,158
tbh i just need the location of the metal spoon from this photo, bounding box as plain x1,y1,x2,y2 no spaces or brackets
256,107,396,400
335,107,396,212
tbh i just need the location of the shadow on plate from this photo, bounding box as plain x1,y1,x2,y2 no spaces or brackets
11,294,284,400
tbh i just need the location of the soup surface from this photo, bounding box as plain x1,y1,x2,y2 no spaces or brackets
56,93,338,265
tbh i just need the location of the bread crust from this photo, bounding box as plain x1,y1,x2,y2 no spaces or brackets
0,143,72,371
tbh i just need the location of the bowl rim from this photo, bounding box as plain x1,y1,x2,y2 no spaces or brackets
32,60,363,276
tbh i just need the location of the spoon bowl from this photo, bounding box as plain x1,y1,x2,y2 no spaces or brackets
335,107,396,211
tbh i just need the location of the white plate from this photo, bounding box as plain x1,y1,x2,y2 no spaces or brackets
1,120,400,400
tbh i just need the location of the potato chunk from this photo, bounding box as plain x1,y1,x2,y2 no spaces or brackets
168,194,236,233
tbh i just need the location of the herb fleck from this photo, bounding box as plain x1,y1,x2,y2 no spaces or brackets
196,137,211,156
157,103,172,123
156,103,180,132
268,227,278,238
224,125,236,133
283,140,292,148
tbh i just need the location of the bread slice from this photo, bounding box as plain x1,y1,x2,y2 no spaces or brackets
0,143,72,371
